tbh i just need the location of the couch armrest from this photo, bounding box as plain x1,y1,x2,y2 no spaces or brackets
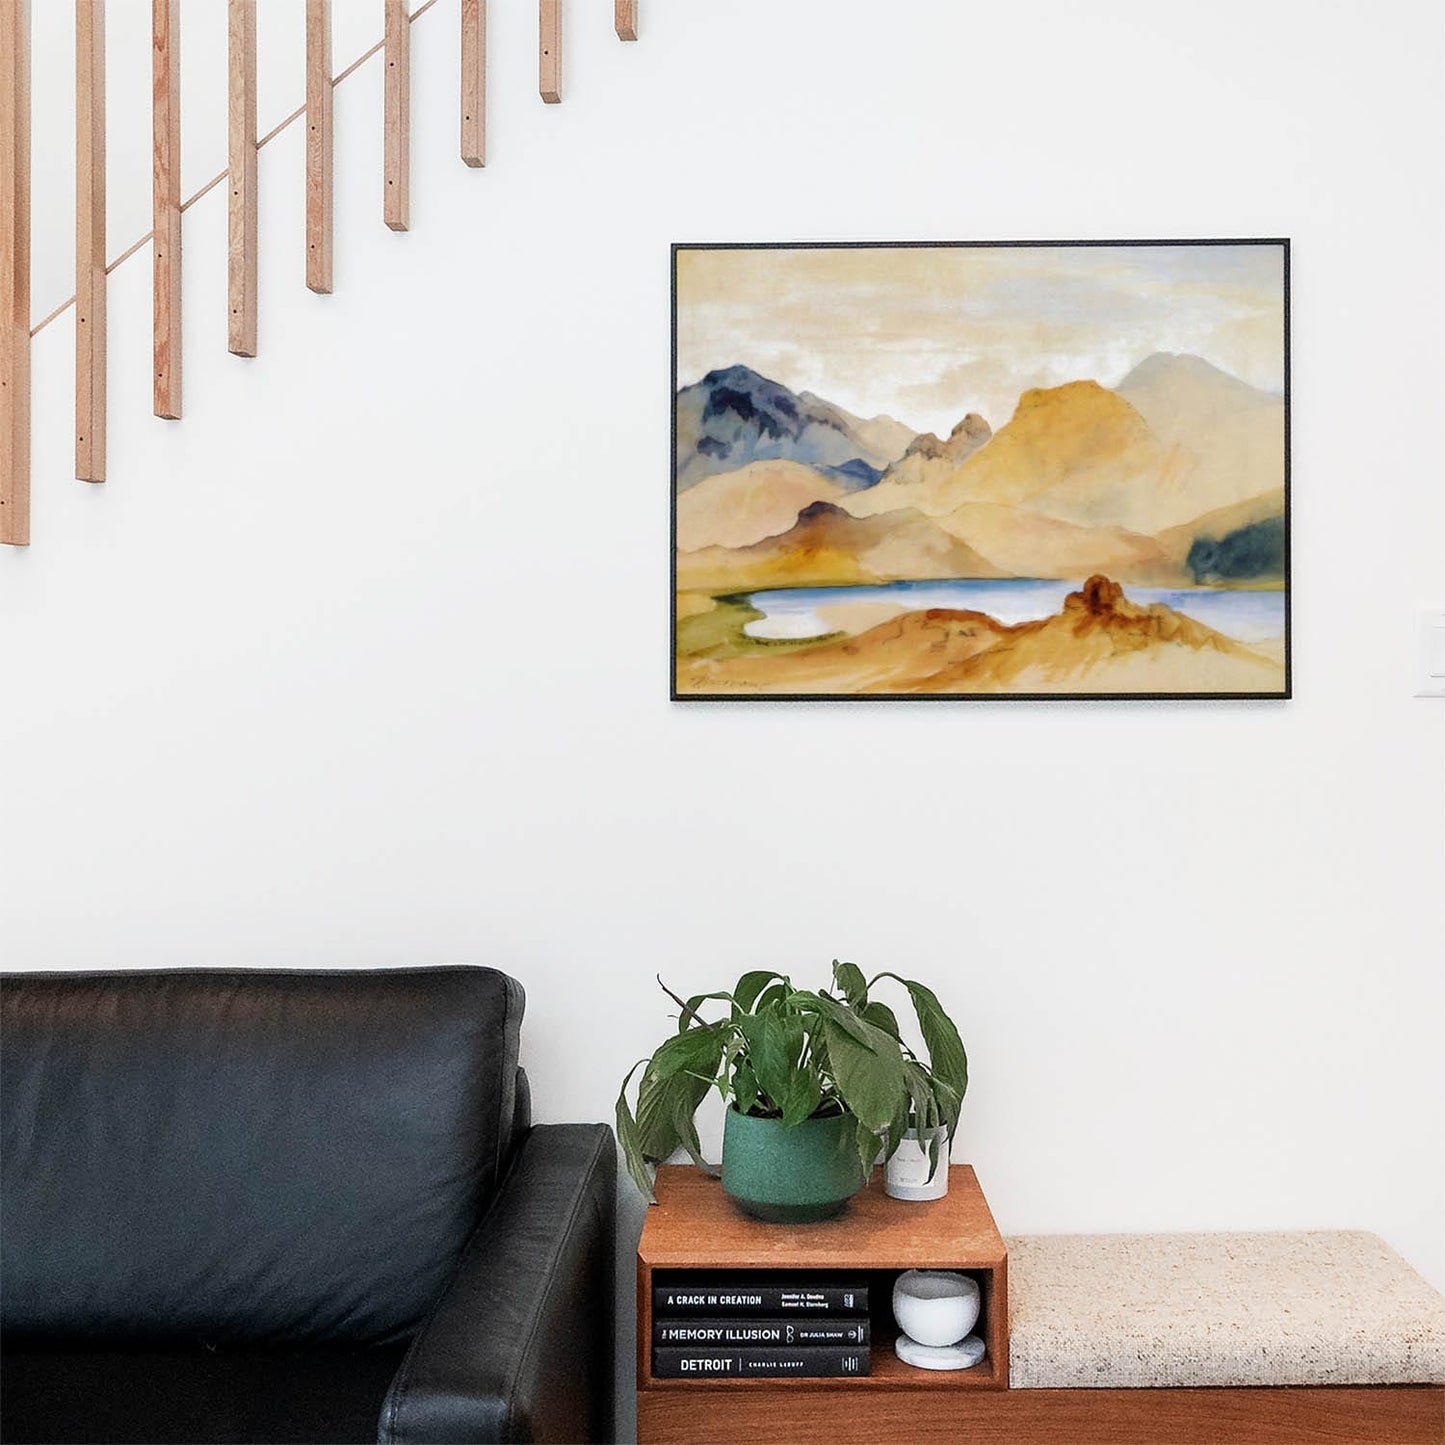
379,1123,616,1445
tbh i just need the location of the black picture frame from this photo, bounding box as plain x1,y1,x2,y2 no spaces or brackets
671,238,1291,703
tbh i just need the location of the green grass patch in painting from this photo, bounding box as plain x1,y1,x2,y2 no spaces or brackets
676,593,840,660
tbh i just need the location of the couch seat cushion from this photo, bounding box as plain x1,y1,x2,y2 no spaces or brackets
1005,1230,1445,1388
0,1342,408,1444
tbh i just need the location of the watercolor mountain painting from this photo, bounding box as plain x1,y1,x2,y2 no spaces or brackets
672,242,1289,699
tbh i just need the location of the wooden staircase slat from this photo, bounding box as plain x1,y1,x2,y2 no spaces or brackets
540,0,561,103
227,0,258,357
384,0,410,231
2,0,30,545
306,0,333,292
75,0,106,481
461,0,485,167
152,0,181,419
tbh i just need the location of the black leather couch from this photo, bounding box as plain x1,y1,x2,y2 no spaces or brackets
0,968,616,1445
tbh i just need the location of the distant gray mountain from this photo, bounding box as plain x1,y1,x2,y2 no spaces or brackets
1115,352,1285,527
1116,352,1279,414
675,366,914,493
796,392,919,470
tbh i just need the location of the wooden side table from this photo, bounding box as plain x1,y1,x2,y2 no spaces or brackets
636,1164,1008,1444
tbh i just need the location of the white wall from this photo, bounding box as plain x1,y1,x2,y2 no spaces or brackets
5,0,1443,1418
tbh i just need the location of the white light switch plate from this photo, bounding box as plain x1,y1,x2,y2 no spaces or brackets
1418,610,1445,697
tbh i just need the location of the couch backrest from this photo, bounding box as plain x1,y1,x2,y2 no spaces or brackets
0,967,523,1347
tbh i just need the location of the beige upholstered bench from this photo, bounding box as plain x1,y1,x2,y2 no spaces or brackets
1000,1230,1445,1443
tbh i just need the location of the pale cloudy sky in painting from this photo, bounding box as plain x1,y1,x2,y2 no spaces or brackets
675,244,1286,437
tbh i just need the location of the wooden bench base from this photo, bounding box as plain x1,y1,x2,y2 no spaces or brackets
638,1384,1445,1444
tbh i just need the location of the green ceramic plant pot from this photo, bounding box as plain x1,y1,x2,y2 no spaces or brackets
721,1107,867,1223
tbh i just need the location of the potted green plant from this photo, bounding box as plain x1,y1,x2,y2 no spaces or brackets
616,961,968,1222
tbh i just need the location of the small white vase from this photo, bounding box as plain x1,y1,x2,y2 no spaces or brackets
884,1126,950,1201
892,1269,981,1348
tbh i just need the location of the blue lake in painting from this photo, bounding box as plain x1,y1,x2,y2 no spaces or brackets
742,579,1287,645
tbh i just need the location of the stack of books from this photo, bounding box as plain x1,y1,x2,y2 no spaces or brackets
652,1277,871,1378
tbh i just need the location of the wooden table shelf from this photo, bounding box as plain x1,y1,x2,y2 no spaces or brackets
637,1164,1008,1442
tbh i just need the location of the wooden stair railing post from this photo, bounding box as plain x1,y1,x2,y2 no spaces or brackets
76,0,106,482
227,0,257,357
539,0,560,103
383,0,410,231
152,0,181,418
2,0,30,544
306,0,332,292
461,0,485,167
616,0,637,42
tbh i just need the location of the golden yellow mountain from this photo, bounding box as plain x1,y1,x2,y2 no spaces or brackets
850,369,1283,539
943,381,1195,531
676,460,849,552
932,502,1180,585
675,501,1004,594
675,575,1285,696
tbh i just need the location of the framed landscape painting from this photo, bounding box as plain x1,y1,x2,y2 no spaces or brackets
672,240,1290,700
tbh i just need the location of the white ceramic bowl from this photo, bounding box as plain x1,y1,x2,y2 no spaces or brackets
892,1269,980,1348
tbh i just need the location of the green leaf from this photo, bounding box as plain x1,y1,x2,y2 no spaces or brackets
649,1022,726,1081
676,992,733,1033
860,1000,901,1041
718,1034,744,1097
854,1115,882,1179
819,1015,904,1132
779,1066,823,1129
901,1061,954,1183
736,1005,802,1114
656,974,734,1034
616,1060,656,1202
832,960,868,1007
874,973,969,1112
927,1126,944,1181
655,974,703,1029
802,991,908,1130
902,1060,937,1136
809,1031,837,1111
881,1091,911,1169
802,990,885,1050
669,1081,718,1175
634,1068,678,1159
636,1058,712,1161
930,1075,962,1135
753,982,789,1014
732,970,785,1016
731,1057,761,1116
